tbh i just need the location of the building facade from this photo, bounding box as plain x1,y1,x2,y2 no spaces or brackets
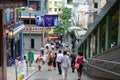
0,1,26,80
73,0,107,29
21,0,48,51
48,0,63,15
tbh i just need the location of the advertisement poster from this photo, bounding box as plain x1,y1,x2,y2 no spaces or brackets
5,8,14,23
35,15,44,26
44,15,58,28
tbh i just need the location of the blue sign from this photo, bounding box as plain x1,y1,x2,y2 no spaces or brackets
44,15,58,28
35,15,44,26
5,8,14,23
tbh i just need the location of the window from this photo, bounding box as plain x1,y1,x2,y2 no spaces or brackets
31,38,34,49
49,8,52,11
23,19,35,25
49,1,52,4
58,8,61,11
29,1,40,10
55,8,57,12
67,0,72,4
54,1,57,6
94,2,98,8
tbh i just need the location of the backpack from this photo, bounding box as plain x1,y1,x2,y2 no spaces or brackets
49,56,53,62
77,56,84,65
46,46,49,49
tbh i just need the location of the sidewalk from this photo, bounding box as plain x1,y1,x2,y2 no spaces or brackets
7,62,38,80
7,50,40,80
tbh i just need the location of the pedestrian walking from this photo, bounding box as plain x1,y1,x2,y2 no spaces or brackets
75,51,85,80
37,54,43,71
56,50,63,75
70,51,76,73
47,52,53,71
61,51,71,80
52,53,57,69
40,46,44,55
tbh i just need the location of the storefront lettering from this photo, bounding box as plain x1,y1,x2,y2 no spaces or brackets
24,27,42,32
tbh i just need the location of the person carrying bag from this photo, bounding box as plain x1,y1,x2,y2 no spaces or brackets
37,54,43,71
75,51,85,80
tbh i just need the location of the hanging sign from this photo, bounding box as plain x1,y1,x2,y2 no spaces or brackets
44,14,58,28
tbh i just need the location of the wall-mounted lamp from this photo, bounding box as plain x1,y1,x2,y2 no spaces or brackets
8,29,13,39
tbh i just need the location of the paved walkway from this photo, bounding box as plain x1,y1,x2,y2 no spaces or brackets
28,63,92,80
7,50,40,80
7,62,37,80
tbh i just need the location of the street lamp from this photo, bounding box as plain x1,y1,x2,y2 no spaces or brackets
8,29,13,39
27,7,33,67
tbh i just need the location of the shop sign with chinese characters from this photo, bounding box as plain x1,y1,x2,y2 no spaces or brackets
24,27,42,33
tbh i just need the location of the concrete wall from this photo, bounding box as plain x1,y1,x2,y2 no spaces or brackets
84,45,120,80
23,34,42,51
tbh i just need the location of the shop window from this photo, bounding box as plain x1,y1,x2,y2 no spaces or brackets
31,38,34,49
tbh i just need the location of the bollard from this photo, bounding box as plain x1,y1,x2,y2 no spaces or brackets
18,74,24,80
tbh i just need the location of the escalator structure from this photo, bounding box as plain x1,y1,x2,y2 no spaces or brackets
81,0,120,80
84,45,120,80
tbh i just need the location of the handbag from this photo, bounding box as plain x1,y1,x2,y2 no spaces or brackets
74,63,80,69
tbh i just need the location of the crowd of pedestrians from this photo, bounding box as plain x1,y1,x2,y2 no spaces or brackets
36,40,86,80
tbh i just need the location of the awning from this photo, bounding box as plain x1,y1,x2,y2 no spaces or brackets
13,24,25,35
74,30,86,40
68,26,83,32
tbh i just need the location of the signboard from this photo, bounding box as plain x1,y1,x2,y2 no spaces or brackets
35,15,44,26
44,15,58,28
24,27,42,32
5,8,14,23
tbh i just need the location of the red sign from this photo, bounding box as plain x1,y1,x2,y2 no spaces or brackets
24,27,42,32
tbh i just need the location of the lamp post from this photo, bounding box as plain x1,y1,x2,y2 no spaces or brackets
27,7,33,67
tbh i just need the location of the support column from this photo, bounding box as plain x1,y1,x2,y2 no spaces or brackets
20,32,23,60
0,9,7,80
97,25,101,54
105,14,111,50
83,43,86,57
118,4,120,44
86,38,90,59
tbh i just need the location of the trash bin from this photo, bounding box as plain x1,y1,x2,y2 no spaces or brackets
28,50,34,62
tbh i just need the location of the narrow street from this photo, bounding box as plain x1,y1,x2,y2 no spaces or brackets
29,63,92,80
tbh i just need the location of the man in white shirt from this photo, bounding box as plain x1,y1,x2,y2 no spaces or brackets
61,51,71,80
56,50,63,75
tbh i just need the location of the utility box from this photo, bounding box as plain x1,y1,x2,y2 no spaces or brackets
28,50,34,62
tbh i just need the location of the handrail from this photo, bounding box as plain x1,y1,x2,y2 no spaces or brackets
87,63,120,77
88,58,120,65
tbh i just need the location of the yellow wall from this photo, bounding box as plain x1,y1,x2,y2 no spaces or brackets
48,0,63,14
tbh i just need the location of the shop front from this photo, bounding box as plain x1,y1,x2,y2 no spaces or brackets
6,21,25,66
